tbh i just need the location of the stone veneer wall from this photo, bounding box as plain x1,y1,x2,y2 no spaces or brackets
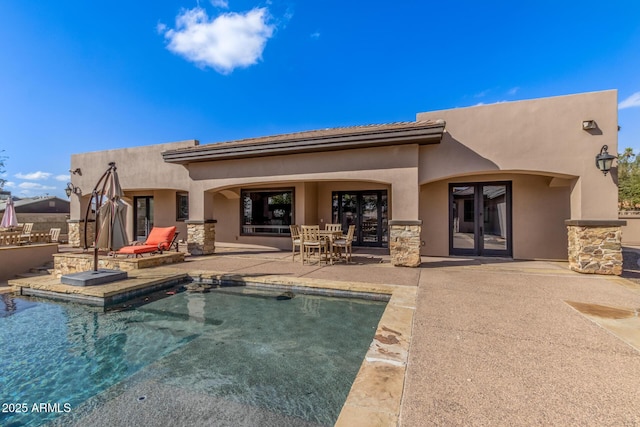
565,220,626,275
186,220,217,255
53,252,185,276
67,220,95,248
389,220,422,267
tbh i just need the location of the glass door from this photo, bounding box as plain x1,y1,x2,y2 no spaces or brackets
451,185,476,252
332,191,388,247
134,196,154,241
449,182,511,256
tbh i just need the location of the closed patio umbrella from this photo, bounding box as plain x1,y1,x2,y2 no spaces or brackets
95,165,129,251
84,162,129,271
1,196,18,229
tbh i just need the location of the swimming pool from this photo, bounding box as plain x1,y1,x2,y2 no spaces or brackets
0,285,386,426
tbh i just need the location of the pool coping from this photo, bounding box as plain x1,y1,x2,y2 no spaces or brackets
9,267,415,426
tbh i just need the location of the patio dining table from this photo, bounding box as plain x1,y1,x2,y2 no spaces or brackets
317,229,344,264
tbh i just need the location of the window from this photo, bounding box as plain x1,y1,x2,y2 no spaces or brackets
176,193,189,221
241,188,294,235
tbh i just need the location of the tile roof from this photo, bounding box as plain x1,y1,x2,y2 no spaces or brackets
163,119,445,163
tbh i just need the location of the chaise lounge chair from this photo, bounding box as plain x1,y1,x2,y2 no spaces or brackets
115,226,178,258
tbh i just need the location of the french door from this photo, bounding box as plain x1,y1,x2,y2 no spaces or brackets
449,182,512,256
134,196,154,241
332,191,388,247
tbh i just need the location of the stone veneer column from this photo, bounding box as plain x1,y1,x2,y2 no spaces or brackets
67,219,95,248
565,219,626,275
185,220,217,255
389,220,422,267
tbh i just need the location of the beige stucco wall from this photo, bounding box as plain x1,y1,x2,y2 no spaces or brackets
417,90,618,221
186,144,419,221
0,244,58,281
621,215,640,245
69,141,196,242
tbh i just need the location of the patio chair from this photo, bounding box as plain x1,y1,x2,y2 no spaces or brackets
49,228,61,243
333,225,355,263
19,223,33,245
301,225,329,265
289,225,301,261
324,223,342,232
115,226,178,258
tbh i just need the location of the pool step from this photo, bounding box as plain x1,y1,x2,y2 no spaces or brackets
15,261,55,279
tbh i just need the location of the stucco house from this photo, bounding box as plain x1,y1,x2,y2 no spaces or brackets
68,90,625,273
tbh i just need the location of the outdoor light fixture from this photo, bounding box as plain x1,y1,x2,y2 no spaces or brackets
65,182,81,198
582,120,597,130
595,145,616,176
69,168,82,175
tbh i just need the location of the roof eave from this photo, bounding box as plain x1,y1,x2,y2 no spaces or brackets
162,124,445,164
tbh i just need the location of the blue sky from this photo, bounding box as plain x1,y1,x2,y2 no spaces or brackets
1,0,640,199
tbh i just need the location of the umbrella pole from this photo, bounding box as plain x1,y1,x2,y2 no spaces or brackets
94,208,100,271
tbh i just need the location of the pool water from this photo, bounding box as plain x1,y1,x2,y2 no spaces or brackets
0,286,386,426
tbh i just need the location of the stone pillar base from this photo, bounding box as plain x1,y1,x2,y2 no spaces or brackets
389,220,422,267
186,220,217,255
67,219,95,248
565,220,626,275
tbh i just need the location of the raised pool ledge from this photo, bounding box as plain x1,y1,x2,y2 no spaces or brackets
61,269,128,287
9,269,189,307
53,251,185,276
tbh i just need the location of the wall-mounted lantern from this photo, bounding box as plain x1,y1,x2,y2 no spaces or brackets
595,145,616,176
65,182,81,198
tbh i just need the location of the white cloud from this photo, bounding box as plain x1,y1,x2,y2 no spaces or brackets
474,89,490,98
18,182,56,190
211,0,229,8
474,100,508,107
55,174,70,182
619,92,640,109
4,181,15,188
162,7,275,74
15,171,52,180
310,31,320,40
507,87,519,95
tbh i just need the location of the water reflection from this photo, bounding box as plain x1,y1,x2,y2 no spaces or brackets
0,293,17,317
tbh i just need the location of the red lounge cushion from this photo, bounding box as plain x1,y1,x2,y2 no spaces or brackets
145,226,176,250
116,245,157,255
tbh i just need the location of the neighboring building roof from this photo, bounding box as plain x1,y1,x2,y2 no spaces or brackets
0,196,70,214
162,120,446,164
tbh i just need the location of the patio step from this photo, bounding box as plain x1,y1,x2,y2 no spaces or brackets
18,261,55,278
15,272,50,279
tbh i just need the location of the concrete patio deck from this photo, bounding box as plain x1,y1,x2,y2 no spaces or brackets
4,244,640,425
